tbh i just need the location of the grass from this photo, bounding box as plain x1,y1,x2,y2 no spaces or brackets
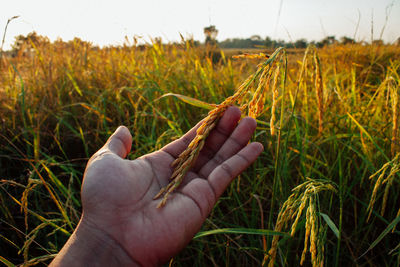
0,38,400,266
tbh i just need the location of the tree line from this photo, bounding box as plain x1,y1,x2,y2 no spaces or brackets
5,31,400,57
217,35,398,49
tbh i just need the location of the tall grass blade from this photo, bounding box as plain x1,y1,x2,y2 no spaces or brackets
358,214,400,260
194,228,289,239
320,212,340,238
0,256,15,267
159,93,216,110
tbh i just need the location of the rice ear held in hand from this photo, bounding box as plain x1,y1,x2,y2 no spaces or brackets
154,48,286,207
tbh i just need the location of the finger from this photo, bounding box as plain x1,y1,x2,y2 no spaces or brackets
197,117,257,178
161,121,201,159
161,106,241,159
192,106,241,170
179,178,217,219
101,126,132,159
208,142,263,199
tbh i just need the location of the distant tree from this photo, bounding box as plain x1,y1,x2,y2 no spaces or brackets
317,36,337,47
294,38,308,48
372,39,384,46
250,35,262,41
204,25,218,46
265,36,273,48
396,37,400,46
271,39,286,48
340,36,355,45
11,31,49,56
219,38,249,48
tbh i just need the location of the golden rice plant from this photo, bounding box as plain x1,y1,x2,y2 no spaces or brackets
367,153,400,221
262,178,337,267
232,52,270,60
3,33,400,266
313,52,324,135
390,78,399,157
154,49,286,207
295,46,324,134
153,73,255,207
269,65,280,137
247,66,271,119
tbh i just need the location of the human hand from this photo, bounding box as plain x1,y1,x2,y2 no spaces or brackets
51,106,263,266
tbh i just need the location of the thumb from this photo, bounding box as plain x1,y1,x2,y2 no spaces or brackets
103,126,132,158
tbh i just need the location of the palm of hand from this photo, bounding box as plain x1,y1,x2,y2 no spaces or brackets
79,107,262,266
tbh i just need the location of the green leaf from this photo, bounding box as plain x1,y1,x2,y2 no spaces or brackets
346,112,388,161
66,72,83,96
359,214,400,259
194,228,289,239
0,256,15,267
159,93,216,110
389,242,400,255
262,47,285,66
159,93,270,127
320,213,340,238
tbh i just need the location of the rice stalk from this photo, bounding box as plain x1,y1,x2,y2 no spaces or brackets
301,202,312,265
314,53,324,135
154,73,256,207
154,48,286,207
270,64,281,137
21,254,56,267
360,130,372,162
391,78,399,157
248,66,271,119
263,179,336,267
21,179,42,231
232,53,270,60
367,153,400,221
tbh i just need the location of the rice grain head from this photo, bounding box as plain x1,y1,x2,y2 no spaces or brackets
248,66,271,119
367,153,400,221
391,79,399,157
270,64,281,137
155,48,286,207
264,179,336,267
314,53,324,135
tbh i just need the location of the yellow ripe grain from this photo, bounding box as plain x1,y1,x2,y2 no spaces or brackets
265,179,335,266
391,82,399,157
314,54,324,136
360,130,371,160
380,163,400,216
270,65,281,137
232,53,270,60
291,193,308,236
367,168,388,219
266,208,291,267
309,198,318,267
21,179,41,231
264,195,298,267
367,165,389,221
154,105,227,207
301,204,312,265
155,67,262,207
316,225,325,267
367,154,400,220
248,67,270,118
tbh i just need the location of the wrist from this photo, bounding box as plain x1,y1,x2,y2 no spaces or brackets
50,216,139,267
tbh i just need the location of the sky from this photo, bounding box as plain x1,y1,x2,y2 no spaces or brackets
1,0,400,50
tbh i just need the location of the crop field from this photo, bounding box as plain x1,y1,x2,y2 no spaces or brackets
0,38,400,266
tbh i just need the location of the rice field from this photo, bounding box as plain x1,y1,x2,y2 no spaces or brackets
0,38,400,266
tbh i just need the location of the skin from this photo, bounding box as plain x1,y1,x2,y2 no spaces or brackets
50,106,263,267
